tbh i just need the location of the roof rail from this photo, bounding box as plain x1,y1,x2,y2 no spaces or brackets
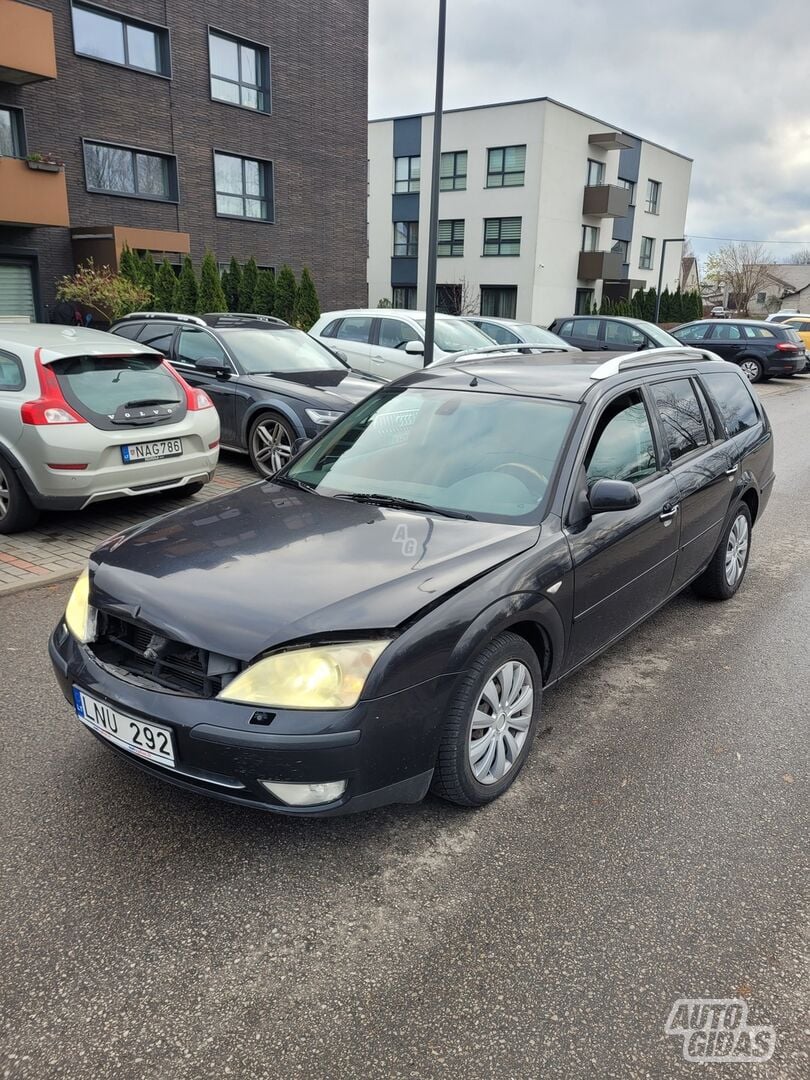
589,346,720,380
437,342,578,365
116,311,206,326
203,312,289,328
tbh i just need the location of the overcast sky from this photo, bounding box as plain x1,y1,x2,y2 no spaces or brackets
369,0,810,264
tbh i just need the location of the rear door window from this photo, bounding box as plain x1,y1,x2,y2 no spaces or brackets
50,354,185,431
701,371,760,436
336,317,373,344
479,321,519,345
604,321,645,347
710,324,743,340
138,322,178,354
576,319,601,342
377,318,420,349
649,378,709,462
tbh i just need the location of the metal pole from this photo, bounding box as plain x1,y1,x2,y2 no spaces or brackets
654,237,684,323
422,0,447,367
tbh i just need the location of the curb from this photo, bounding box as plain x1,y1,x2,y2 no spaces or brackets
0,567,81,599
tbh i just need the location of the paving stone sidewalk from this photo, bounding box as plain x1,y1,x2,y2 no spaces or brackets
0,453,256,594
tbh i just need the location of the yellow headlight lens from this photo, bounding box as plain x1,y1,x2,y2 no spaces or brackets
217,641,389,709
64,569,97,643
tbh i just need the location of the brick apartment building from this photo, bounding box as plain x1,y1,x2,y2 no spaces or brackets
0,0,368,320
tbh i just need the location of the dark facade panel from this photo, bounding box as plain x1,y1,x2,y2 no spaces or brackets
391,193,419,222
393,116,421,158
582,184,630,218
391,256,418,287
0,0,369,316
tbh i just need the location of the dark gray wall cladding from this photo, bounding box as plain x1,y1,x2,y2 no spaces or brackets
391,257,418,286
393,116,422,158
613,134,641,247
392,193,419,221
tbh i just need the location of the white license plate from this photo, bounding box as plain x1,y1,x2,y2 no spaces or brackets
121,438,183,464
73,687,176,768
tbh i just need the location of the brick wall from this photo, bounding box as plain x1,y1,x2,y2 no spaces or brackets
0,0,368,315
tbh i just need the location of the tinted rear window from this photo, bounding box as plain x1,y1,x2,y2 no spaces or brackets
702,371,760,436
51,354,183,425
137,322,177,353
650,378,708,461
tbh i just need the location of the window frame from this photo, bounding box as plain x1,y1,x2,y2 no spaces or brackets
393,221,418,257
480,286,518,319
437,219,465,258
586,158,605,186
574,288,594,315
645,179,661,215
82,138,179,203
581,225,599,253
618,178,636,205
486,145,526,188
394,155,421,194
208,25,272,115
0,104,26,158
70,1,171,78
440,150,467,191
639,236,655,270
611,238,629,262
213,149,275,223
483,217,522,257
392,286,417,309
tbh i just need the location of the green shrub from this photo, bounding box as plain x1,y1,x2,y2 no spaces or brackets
222,257,242,313
293,267,320,330
154,258,178,311
198,250,227,314
239,257,259,311
254,269,276,316
273,265,297,323
175,256,198,315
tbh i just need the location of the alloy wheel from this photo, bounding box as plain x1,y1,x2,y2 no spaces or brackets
251,419,293,477
0,464,9,520
725,513,750,587
740,360,761,382
468,660,534,785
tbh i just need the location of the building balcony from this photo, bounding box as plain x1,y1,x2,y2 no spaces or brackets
578,250,625,281
0,0,57,84
588,131,634,151
582,184,631,218
71,226,191,270
0,157,69,227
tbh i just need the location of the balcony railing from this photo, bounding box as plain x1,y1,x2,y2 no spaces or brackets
582,184,631,218
0,0,57,83
0,157,69,227
578,250,625,281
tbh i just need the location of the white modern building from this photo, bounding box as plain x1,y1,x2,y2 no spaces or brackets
367,97,692,325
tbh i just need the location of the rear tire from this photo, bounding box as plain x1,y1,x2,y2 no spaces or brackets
0,458,40,534
431,632,542,807
692,504,752,601
739,357,764,383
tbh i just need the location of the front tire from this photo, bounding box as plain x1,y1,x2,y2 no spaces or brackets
0,458,39,534
692,504,752,600
739,357,764,383
248,413,295,478
431,632,542,807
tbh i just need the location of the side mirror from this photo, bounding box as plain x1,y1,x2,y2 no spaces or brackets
588,478,641,513
405,339,425,356
196,357,231,378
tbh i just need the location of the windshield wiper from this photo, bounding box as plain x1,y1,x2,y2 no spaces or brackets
332,492,474,520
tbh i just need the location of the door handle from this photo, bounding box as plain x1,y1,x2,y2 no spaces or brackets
659,504,679,523
725,464,739,475
371,354,385,363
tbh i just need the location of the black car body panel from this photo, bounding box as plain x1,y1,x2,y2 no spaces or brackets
671,319,805,378
50,349,775,815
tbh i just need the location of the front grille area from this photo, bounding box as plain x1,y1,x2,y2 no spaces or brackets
90,612,242,698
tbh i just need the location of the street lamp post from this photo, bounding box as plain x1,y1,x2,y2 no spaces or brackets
654,237,685,324
422,0,447,367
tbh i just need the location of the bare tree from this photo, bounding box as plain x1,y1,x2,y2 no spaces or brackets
703,242,773,316
787,247,810,265
438,277,480,316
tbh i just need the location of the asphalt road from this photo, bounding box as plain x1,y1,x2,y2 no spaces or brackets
1,383,807,1080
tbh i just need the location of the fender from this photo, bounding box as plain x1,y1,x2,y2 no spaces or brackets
0,441,37,500
240,399,306,446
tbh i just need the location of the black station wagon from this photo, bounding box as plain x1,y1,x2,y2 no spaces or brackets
50,346,773,816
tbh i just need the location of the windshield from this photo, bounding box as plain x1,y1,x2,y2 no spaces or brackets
285,385,577,522
513,325,569,346
416,318,494,354
219,328,347,374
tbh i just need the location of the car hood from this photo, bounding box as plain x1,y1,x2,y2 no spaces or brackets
240,369,381,410
89,482,539,661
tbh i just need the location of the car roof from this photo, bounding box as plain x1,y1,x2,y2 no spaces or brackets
317,309,459,321
113,311,290,330
557,314,658,329
0,323,160,361
686,317,787,327
396,348,725,402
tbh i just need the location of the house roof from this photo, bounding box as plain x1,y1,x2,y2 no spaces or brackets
762,264,810,293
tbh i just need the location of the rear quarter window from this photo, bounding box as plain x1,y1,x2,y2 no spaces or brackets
741,326,775,340
0,351,24,391
112,323,144,341
701,371,760,436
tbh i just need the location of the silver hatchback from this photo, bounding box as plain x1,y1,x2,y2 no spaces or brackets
0,324,220,533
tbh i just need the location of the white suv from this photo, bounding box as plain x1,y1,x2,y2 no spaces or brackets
309,309,494,381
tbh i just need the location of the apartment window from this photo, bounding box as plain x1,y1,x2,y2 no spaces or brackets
0,107,25,158
582,226,600,252
480,286,517,319
586,158,605,186
393,221,418,257
209,29,271,112
440,150,467,191
486,145,526,187
83,140,177,201
575,288,595,315
392,286,417,309
483,217,522,256
438,219,465,257
619,178,636,205
214,152,274,220
394,156,420,193
639,236,655,270
645,179,661,214
71,3,170,76
611,239,629,261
